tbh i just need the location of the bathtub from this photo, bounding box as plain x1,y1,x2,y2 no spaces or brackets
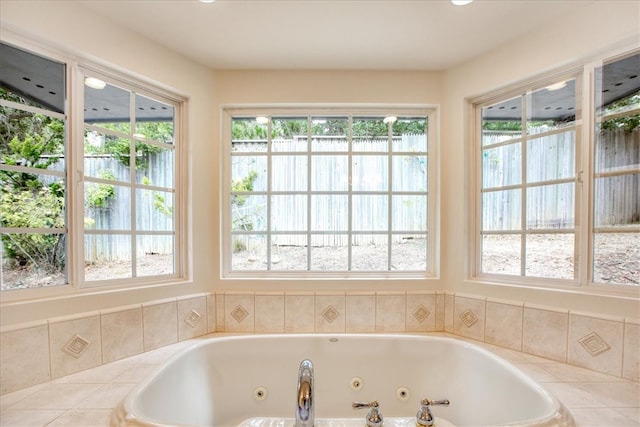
112,334,575,427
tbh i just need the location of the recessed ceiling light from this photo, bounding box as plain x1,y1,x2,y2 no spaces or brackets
451,0,473,5
546,81,567,91
84,77,106,90
199,0,215,3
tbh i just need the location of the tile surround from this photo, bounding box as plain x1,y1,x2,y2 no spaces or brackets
0,291,638,398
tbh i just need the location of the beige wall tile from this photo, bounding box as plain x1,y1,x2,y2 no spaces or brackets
622,319,639,381
101,307,143,364
376,292,406,332
215,292,225,332
315,293,345,333
255,293,285,333
224,292,255,333
207,293,217,333
142,300,178,351
285,293,315,333
444,293,454,333
0,324,50,394
453,295,485,341
346,293,375,333
523,306,568,362
406,292,436,332
49,315,102,379
568,312,624,377
177,296,207,340
435,292,445,332
485,299,523,351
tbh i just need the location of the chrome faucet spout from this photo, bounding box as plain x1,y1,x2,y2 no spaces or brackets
295,359,314,427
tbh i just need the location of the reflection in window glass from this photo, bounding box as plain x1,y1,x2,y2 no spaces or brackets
592,52,639,286
0,42,68,290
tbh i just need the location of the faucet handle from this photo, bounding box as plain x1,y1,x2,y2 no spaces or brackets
416,398,450,427
352,401,384,427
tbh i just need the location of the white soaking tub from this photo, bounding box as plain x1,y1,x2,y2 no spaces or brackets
111,334,575,427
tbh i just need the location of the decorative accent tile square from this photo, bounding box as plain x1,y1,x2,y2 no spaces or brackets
63,334,91,358
231,305,249,323
322,305,340,323
578,331,611,356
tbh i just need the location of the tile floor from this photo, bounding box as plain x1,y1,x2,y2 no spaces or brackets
0,333,638,427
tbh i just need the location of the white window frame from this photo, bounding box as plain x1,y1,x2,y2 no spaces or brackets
468,48,639,295
0,37,189,302
220,105,440,279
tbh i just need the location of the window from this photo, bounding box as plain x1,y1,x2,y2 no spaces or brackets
222,107,437,277
0,41,185,293
472,50,639,289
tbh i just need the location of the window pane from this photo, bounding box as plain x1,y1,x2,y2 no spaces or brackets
84,234,131,281
392,155,427,192
481,234,521,275
271,235,307,270
594,174,639,227
232,155,266,193
231,195,267,232
392,195,427,231
311,155,348,191
135,94,174,144
482,189,521,231
392,117,427,151
84,131,131,180
311,195,348,231
231,118,268,151
84,81,130,130
136,235,174,276
1,105,65,161
525,234,574,279
353,117,388,151
353,156,387,191
1,172,65,229
482,143,521,188
526,79,576,135
1,233,66,290
309,234,348,270
137,142,174,187
84,182,130,230
311,117,348,151
391,234,427,270
271,195,307,231
231,235,267,270
272,118,308,152
353,195,388,231
136,188,173,231
527,132,575,183
527,183,575,229
352,234,388,270
593,232,639,285
272,155,307,191
595,127,640,174
482,96,522,146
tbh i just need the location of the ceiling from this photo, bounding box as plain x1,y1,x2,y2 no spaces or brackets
2,0,638,123
77,0,598,71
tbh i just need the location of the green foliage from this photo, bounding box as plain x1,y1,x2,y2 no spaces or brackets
600,93,640,132
1,88,66,273
141,177,173,218
0,184,65,270
231,169,258,231
86,171,116,209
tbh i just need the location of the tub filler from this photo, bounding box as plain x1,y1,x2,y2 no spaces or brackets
112,334,575,427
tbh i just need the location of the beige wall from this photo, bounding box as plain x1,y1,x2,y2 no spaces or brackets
1,0,638,327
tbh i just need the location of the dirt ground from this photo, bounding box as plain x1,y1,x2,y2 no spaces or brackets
2,234,638,290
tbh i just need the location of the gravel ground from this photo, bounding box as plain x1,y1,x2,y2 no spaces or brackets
2,234,638,289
